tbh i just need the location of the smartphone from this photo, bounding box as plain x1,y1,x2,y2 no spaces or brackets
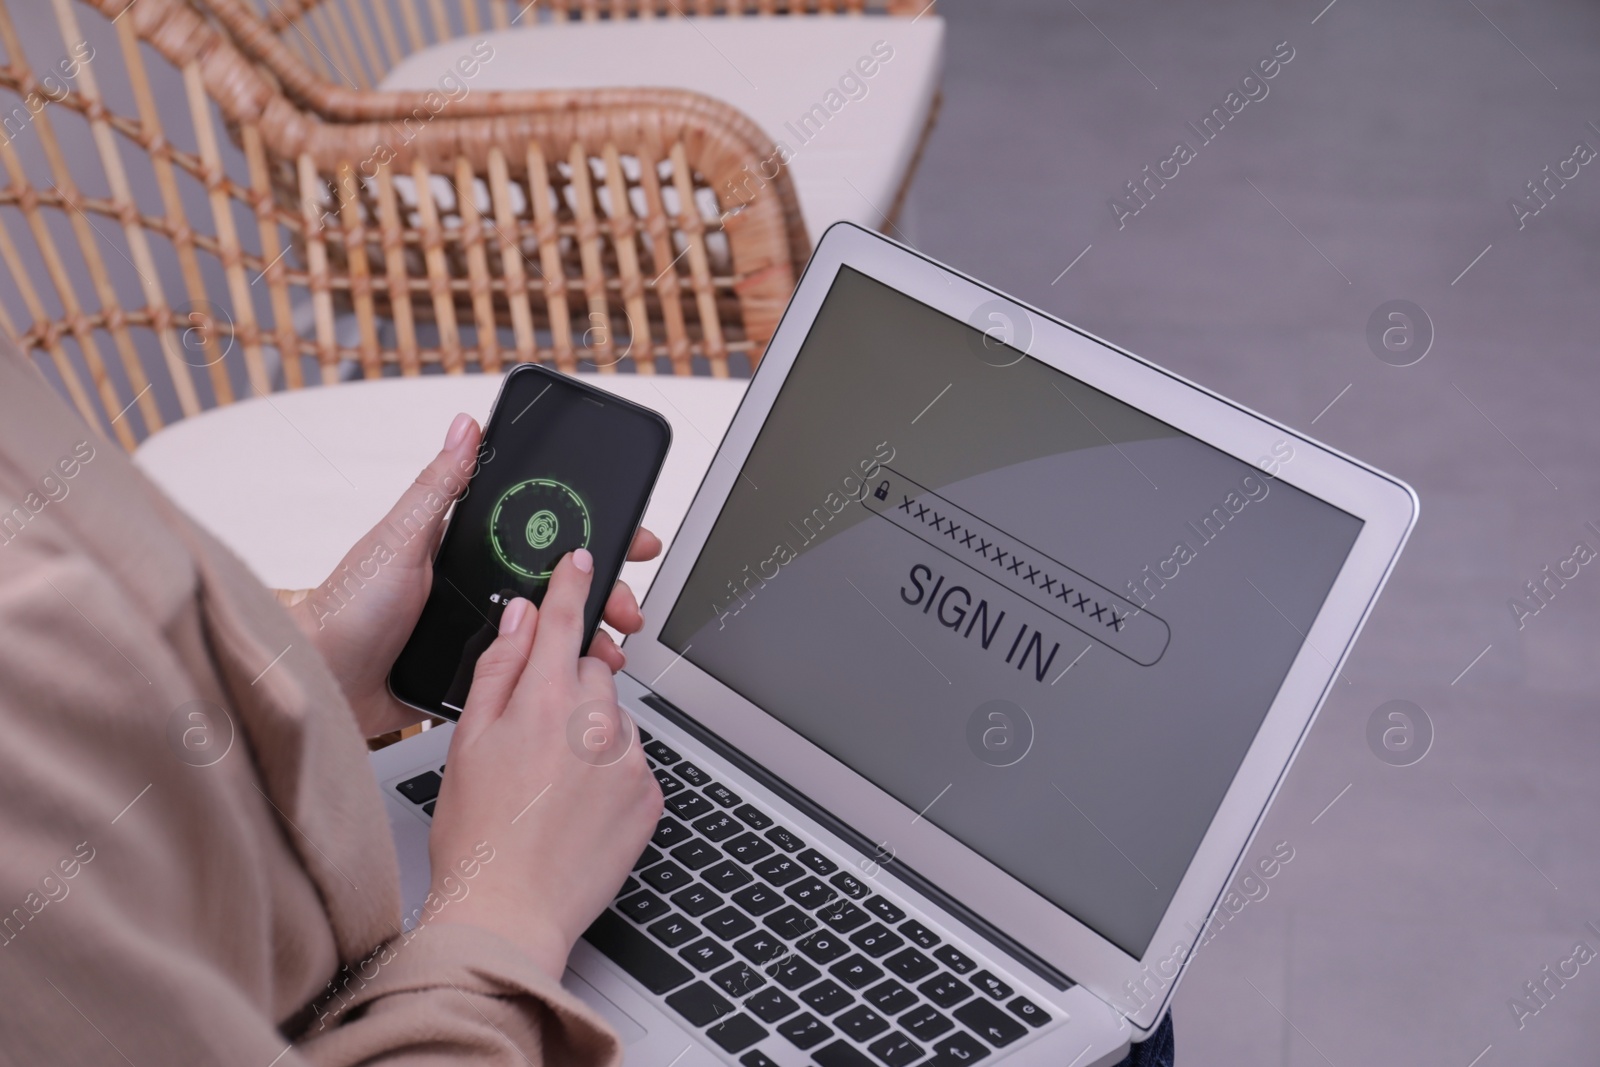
389,364,671,720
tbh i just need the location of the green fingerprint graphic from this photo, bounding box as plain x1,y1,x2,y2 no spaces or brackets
526,509,560,549
489,478,591,580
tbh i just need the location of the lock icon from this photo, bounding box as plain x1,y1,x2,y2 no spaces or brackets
873,480,890,501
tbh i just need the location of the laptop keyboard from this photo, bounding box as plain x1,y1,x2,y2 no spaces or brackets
391,733,1054,1067
587,731,1052,1066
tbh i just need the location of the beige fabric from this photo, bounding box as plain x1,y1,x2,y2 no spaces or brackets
0,345,620,1066
380,17,946,234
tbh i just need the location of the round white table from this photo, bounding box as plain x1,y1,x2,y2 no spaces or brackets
134,374,748,599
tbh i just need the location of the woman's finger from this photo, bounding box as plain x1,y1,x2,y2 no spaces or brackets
627,527,663,562
528,550,595,680
576,655,618,699
378,413,481,567
587,628,626,673
600,581,643,636
455,597,537,745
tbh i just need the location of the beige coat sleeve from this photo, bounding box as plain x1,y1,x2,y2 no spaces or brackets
298,922,620,1066
0,349,622,1066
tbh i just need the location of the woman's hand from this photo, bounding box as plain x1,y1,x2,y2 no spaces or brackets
288,411,664,738
423,550,663,979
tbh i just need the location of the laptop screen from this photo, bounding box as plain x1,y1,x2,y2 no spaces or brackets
659,266,1363,957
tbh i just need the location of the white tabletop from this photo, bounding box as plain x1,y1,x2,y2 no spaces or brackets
134,373,747,597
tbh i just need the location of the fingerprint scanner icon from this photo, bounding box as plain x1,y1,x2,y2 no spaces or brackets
526,509,559,550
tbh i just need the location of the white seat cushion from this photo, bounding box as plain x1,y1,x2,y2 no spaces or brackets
379,17,944,236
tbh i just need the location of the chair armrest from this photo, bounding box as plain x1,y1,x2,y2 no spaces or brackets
122,0,809,375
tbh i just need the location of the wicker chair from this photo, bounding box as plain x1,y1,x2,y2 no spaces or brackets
0,0,934,452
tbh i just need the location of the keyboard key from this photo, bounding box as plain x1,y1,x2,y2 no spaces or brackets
618,889,671,924
868,1031,923,1067
671,840,722,871
862,979,918,1014
798,848,839,876
703,860,754,893
666,981,735,1026
899,1004,954,1040
753,856,804,885
850,924,904,958
836,1004,889,1041
799,979,855,1015
818,900,870,933
671,884,725,917
1007,996,1050,1027
734,804,773,829
695,811,744,842
776,1012,833,1050
705,783,742,807
742,1052,778,1067
619,877,639,897
421,800,435,817
665,792,714,820
711,961,767,998
898,920,939,949
919,973,972,1008
731,883,786,915
676,762,712,787
796,930,851,964
653,768,685,796
830,873,870,899
724,833,776,864
641,862,693,895
648,913,702,948
633,845,662,871
395,771,441,805
745,987,800,1023
926,1031,992,1066
734,931,789,965
703,907,757,940
953,999,1027,1047
653,818,693,849
829,954,884,990
785,876,837,909
969,970,1012,1001
766,954,822,990
813,1038,873,1067
637,728,653,744
863,896,906,924
763,905,818,940
583,909,695,998
679,937,735,972
706,1014,768,1053
932,945,975,974
764,826,803,852
643,740,681,764
884,948,937,982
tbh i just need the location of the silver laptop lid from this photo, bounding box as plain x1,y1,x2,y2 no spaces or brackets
625,223,1416,1031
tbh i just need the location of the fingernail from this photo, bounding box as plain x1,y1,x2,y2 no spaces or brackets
573,548,593,574
501,597,529,635
444,412,473,450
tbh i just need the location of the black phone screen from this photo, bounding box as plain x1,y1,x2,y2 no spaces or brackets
389,365,671,718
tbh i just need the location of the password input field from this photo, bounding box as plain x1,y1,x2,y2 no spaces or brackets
860,467,1170,666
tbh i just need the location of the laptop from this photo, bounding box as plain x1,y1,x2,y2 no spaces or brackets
371,222,1417,1067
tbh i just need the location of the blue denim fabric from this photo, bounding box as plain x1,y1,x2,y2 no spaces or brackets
1111,1014,1174,1067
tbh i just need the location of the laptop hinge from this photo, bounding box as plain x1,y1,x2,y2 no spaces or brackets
638,692,1076,993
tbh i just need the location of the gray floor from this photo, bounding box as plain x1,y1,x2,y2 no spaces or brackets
902,0,1600,1062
